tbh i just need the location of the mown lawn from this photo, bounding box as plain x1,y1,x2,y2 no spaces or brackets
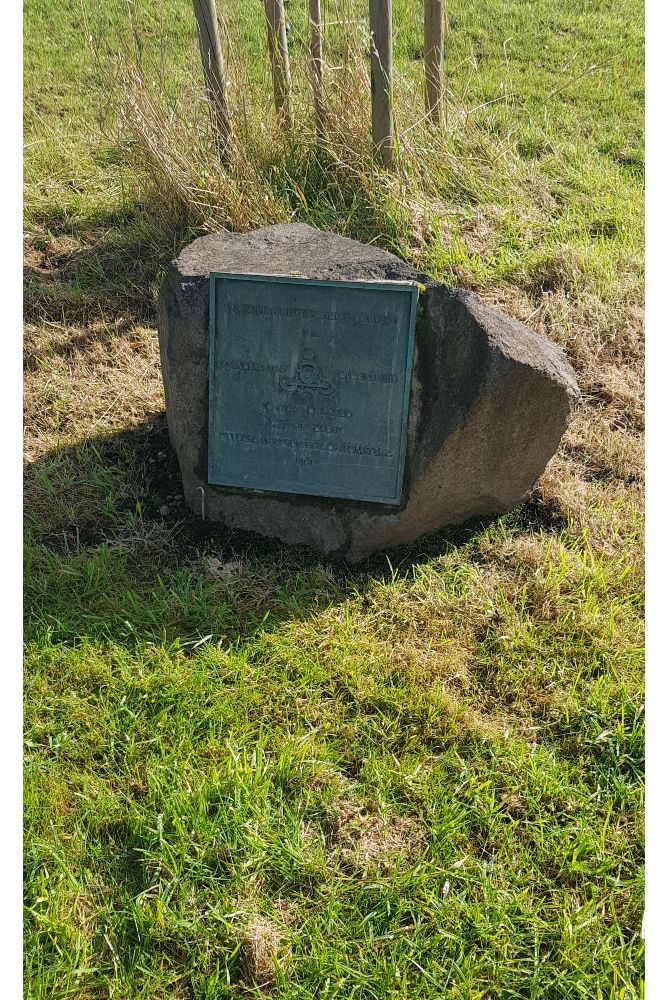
24,1,644,997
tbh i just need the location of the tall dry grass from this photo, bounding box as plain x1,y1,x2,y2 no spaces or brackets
92,0,532,254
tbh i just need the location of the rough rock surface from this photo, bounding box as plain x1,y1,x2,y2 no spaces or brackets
158,223,579,560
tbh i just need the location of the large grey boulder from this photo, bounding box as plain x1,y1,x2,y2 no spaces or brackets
158,223,579,560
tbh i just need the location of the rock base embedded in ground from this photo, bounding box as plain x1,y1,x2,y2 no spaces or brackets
157,223,580,560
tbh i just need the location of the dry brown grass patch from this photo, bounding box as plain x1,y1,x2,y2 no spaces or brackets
480,285,537,323
24,232,80,276
24,319,163,462
541,454,643,551
565,411,644,483
537,288,644,376
500,790,527,819
240,916,283,989
330,798,427,871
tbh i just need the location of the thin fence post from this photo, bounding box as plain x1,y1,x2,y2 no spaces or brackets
369,0,395,168
424,0,444,126
264,0,292,126
192,0,233,163
309,0,326,138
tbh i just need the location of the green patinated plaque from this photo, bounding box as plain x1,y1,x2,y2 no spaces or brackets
208,273,418,504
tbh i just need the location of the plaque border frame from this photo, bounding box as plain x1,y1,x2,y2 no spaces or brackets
208,272,419,505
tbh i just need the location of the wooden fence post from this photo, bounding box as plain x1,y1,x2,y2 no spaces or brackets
192,0,233,163
264,0,292,125
369,0,395,168
309,0,326,137
424,0,444,126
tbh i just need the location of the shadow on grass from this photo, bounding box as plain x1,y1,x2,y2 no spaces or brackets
24,201,195,325
23,189,572,650
24,413,569,653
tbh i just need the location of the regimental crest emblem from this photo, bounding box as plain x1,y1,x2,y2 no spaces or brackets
280,337,335,395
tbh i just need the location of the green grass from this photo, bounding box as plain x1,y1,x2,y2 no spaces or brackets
24,0,644,997
24,515,644,998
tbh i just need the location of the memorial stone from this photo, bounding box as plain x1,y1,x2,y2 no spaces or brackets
158,223,580,560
